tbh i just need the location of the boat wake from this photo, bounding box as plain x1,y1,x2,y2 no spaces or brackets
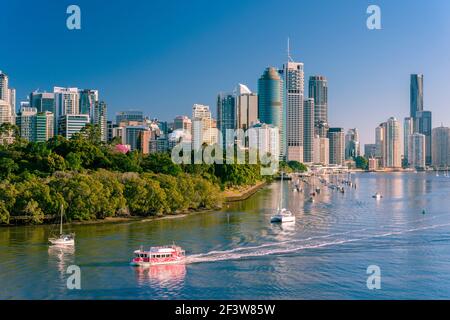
185,221,450,264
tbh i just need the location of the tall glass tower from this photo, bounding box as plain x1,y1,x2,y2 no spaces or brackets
217,92,236,147
258,67,285,160
410,74,424,119
309,76,328,138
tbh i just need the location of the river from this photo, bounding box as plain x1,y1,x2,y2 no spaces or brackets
1,172,450,299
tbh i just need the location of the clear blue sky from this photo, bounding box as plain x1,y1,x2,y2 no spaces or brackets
2,0,450,146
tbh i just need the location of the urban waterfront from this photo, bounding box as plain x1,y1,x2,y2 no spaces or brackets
1,172,450,299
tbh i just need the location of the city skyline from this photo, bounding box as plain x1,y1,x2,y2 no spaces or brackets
2,0,450,147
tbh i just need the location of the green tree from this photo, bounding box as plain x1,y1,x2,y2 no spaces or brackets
355,156,369,170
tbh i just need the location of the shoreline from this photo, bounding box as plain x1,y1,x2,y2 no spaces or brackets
2,181,268,228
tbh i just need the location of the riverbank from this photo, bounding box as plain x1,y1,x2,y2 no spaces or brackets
3,180,269,227
223,180,267,202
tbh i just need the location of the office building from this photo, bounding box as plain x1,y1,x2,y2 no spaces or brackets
116,111,144,124
403,117,414,166
236,84,258,131
309,76,328,138
345,128,360,159
303,98,314,163
217,92,236,147
328,127,344,166
410,74,424,119
408,133,426,170
258,67,285,159
58,114,90,139
415,110,432,165
432,125,450,168
313,135,329,165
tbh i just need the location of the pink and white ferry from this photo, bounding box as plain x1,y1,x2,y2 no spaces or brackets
130,245,186,266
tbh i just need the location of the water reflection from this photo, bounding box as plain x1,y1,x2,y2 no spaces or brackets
134,264,186,288
48,245,75,276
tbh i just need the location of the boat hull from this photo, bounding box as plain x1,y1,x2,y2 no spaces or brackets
270,215,295,223
130,258,185,267
49,239,75,246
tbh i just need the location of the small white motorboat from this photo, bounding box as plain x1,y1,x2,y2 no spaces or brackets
372,192,383,200
270,208,295,223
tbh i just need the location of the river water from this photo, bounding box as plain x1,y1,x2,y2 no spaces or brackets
1,172,450,299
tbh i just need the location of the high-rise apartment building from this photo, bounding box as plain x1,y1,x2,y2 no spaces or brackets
280,60,304,163
192,104,213,150
408,133,426,170
327,127,344,166
92,101,107,142
303,98,314,163
313,135,329,165
309,76,328,138
432,125,450,168
0,71,14,125
16,107,38,141
403,117,414,166
383,117,402,168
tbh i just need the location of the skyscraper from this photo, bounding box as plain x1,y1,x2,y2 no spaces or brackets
328,127,344,166
403,117,414,166
408,133,426,170
0,71,14,125
384,117,402,168
217,92,236,147
258,67,285,160
432,125,450,168
30,91,55,113
415,110,432,165
93,101,107,142
375,124,385,161
410,74,424,119
79,89,99,116
313,135,329,165
54,87,80,117
309,76,328,138
303,98,314,163
236,84,258,131
16,107,38,141
345,128,360,159
281,59,304,163
192,104,213,150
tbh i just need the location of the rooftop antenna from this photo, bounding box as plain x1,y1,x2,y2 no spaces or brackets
287,37,294,62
